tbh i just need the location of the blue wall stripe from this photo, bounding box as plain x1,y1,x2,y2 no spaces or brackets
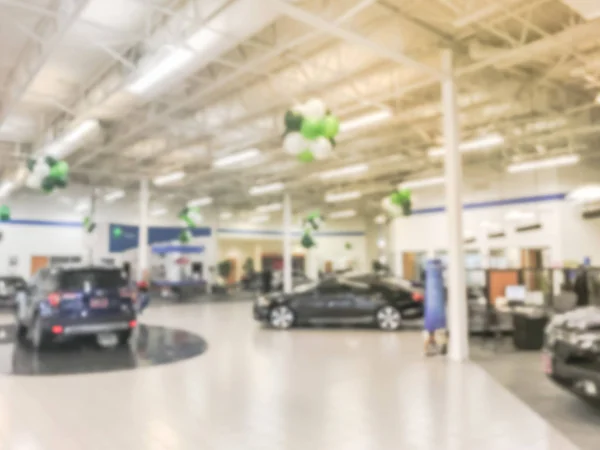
412,192,566,216
216,228,365,237
0,219,82,227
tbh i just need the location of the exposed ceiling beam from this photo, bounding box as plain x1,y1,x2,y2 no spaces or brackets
0,0,91,124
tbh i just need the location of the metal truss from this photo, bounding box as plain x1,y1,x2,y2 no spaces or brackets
0,0,91,124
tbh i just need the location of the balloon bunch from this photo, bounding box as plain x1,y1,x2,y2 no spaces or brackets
178,206,202,244
0,205,10,222
301,210,325,249
283,99,340,163
384,188,412,217
26,157,69,193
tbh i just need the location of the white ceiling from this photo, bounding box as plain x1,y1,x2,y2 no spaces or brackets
0,0,600,219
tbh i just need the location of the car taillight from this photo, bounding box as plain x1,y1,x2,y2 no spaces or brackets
48,292,61,307
412,292,424,302
51,325,63,334
129,320,137,328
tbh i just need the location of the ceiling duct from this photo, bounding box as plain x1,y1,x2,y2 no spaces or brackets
560,0,600,20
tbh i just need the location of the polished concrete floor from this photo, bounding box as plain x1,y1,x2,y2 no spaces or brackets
0,301,581,449
473,341,600,450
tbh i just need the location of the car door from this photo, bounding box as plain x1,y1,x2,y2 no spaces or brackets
287,285,326,321
316,279,357,321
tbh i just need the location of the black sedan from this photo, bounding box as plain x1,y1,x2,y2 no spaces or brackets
0,276,27,306
544,306,600,404
253,275,423,330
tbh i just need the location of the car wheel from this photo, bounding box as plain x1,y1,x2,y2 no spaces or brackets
28,314,46,350
376,305,402,331
269,305,295,329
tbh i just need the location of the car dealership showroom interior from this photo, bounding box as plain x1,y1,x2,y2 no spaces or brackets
3,0,600,448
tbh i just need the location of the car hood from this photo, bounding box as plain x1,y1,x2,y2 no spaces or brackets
547,306,600,332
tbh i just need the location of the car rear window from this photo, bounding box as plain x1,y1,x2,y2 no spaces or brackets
59,269,126,291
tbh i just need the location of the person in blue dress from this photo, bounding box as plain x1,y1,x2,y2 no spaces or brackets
423,259,448,355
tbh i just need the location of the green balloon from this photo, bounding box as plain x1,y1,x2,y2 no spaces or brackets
0,205,10,221
113,227,123,238
322,115,340,138
45,156,58,168
50,161,69,180
41,176,55,193
26,158,36,172
284,110,303,132
297,149,314,163
300,118,323,140
179,230,191,244
301,232,316,249
345,242,352,250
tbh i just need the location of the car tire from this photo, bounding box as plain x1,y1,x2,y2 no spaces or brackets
117,330,132,346
376,305,402,331
28,314,46,350
269,305,295,330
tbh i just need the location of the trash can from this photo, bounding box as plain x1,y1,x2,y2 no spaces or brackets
512,307,548,350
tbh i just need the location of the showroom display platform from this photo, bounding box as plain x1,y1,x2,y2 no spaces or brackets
0,323,207,376
473,344,600,450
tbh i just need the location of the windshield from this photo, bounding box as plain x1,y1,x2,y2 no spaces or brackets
59,269,126,291
0,277,26,287
380,277,413,291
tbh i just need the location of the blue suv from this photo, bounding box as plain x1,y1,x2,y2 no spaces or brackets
15,266,137,349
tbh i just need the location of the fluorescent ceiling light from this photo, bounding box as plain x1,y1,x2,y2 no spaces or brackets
0,181,14,198
127,47,194,96
567,185,600,203
104,190,125,202
340,110,392,133
187,196,213,207
187,28,221,53
374,214,386,224
399,176,444,190
320,164,368,180
325,190,361,203
428,133,504,157
256,203,282,213
45,119,100,159
153,171,185,186
151,208,168,216
220,211,233,220
213,148,261,168
377,239,386,249
329,209,356,219
504,210,536,221
249,182,284,196
249,215,269,223
507,154,579,173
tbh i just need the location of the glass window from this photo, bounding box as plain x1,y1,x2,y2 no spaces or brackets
59,269,127,291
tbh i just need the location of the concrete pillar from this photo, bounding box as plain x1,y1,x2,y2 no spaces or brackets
283,193,292,293
442,49,469,361
138,178,149,281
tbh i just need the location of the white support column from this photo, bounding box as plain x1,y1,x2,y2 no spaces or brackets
138,178,149,281
206,210,220,294
442,49,469,362
283,193,292,294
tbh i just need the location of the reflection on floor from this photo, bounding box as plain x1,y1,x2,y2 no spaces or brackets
0,301,579,449
473,342,600,450
0,324,207,376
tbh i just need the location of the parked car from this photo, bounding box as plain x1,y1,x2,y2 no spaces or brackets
253,274,424,330
544,306,600,405
15,266,137,349
0,276,27,306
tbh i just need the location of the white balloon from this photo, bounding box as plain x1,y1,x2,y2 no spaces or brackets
302,98,326,119
33,159,50,178
292,103,308,116
381,197,402,217
309,136,332,160
26,174,42,189
283,132,308,155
